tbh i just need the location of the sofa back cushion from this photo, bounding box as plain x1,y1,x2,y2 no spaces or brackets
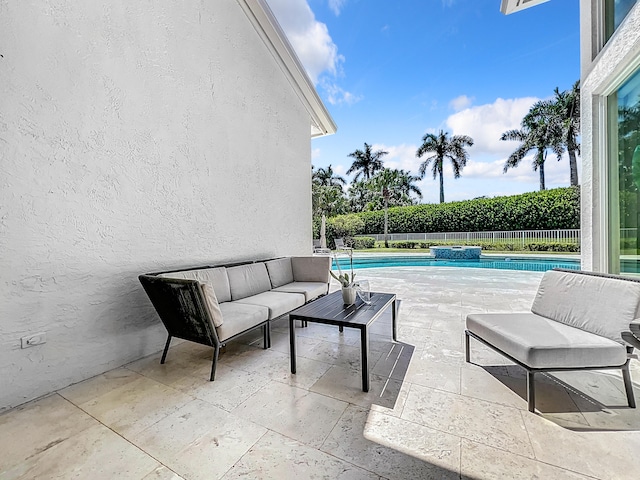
291,256,331,283
227,263,272,300
265,258,294,288
200,283,224,327
531,270,640,343
159,267,231,303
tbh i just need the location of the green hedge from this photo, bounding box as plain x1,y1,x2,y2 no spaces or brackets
372,240,579,253
353,236,376,249
334,187,579,235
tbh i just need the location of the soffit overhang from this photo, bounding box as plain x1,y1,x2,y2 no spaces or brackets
237,0,337,138
500,0,551,14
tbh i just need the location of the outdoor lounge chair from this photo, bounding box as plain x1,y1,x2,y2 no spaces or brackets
334,237,353,252
465,269,640,413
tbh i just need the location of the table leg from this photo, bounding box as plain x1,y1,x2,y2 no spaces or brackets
289,316,297,374
392,298,397,342
361,327,369,392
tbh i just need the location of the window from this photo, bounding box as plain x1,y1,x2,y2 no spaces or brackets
605,0,638,42
608,68,640,274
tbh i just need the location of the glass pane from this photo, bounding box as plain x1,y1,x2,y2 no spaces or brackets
609,68,640,274
605,0,638,42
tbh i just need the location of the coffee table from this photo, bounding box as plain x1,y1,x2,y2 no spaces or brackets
288,290,397,392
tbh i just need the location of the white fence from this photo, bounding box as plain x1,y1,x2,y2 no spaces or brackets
361,229,581,247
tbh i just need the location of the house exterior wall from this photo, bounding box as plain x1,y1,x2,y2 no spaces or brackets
0,1,316,410
580,0,640,271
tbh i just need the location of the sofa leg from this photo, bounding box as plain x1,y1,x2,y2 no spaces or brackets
160,335,172,364
622,361,636,408
464,331,470,363
527,371,536,412
210,344,220,381
263,323,271,350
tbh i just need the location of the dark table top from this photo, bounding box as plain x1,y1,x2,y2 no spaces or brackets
289,290,396,328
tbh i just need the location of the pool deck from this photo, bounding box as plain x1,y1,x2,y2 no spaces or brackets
2,267,638,479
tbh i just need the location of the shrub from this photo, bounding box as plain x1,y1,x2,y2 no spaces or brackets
345,187,580,234
353,236,375,249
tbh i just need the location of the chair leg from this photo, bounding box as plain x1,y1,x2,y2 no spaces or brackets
263,323,271,349
527,371,536,412
210,343,220,381
160,335,172,364
464,331,470,363
622,361,636,408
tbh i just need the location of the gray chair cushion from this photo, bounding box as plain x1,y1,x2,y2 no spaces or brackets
234,291,305,320
217,302,269,342
291,256,331,283
466,312,627,369
159,267,231,303
227,263,272,301
532,270,640,343
273,282,328,302
265,258,294,288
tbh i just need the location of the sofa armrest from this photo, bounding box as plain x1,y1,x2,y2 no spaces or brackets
291,256,331,283
630,319,640,337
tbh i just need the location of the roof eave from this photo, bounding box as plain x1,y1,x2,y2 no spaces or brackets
238,0,337,137
500,0,551,15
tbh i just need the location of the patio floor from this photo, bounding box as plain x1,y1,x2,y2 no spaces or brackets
2,267,639,479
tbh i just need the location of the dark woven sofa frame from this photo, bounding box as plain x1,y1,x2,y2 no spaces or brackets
465,268,640,413
139,259,272,382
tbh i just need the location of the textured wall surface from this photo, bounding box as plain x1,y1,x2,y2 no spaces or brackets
580,1,640,271
0,0,314,410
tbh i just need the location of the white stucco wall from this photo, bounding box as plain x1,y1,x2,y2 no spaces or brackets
0,1,316,410
580,0,640,271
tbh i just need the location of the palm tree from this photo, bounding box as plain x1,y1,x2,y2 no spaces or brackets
347,179,374,213
501,108,563,191
530,81,581,186
312,165,347,189
415,130,473,203
346,143,388,181
368,169,422,247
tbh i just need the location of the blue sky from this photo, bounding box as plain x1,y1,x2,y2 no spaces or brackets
266,0,580,203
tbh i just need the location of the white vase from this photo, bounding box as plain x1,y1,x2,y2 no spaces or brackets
341,286,356,305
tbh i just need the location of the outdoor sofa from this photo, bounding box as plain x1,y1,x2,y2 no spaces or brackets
465,268,640,412
139,256,331,381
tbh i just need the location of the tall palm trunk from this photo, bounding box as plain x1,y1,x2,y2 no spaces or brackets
438,161,445,203
568,148,579,186
383,197,389,248
538,151,546,191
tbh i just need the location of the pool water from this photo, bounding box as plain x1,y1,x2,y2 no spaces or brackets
333,255,580,273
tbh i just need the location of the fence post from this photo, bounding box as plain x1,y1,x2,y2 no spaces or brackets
522,231,525,249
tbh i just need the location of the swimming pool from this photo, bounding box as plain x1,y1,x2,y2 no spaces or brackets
332,255,580,273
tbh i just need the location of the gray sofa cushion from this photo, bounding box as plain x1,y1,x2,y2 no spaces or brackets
291,256,331,283
466,312,627,369
273,282,328,302
235,291,305,320
217,302,269,342
227,263,272,301
265,258,294,288
159,267,231,303
532,270,640,343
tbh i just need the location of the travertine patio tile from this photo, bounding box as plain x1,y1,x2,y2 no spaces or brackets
142,466,185,480
0,394,96,472
460,438,592,480
402,383,535,457
58,367,141,406
322,405,461,480
233,381,348,448
405,356,461,394
130,398,266,480
222,430,380,480
74,375,193,437
523,413,640,479
2,422,160,479
311,365,403,409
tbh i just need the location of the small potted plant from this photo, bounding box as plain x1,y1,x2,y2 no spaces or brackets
331,251,356,305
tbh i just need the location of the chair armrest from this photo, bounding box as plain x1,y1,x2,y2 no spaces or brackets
630,319,640,337
291,256,331,283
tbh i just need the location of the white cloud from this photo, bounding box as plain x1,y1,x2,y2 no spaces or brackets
445,97,540,157
328,0,346,15
266,0,342,83
266,0,360,105
322,79,363,105
449,94,473,112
